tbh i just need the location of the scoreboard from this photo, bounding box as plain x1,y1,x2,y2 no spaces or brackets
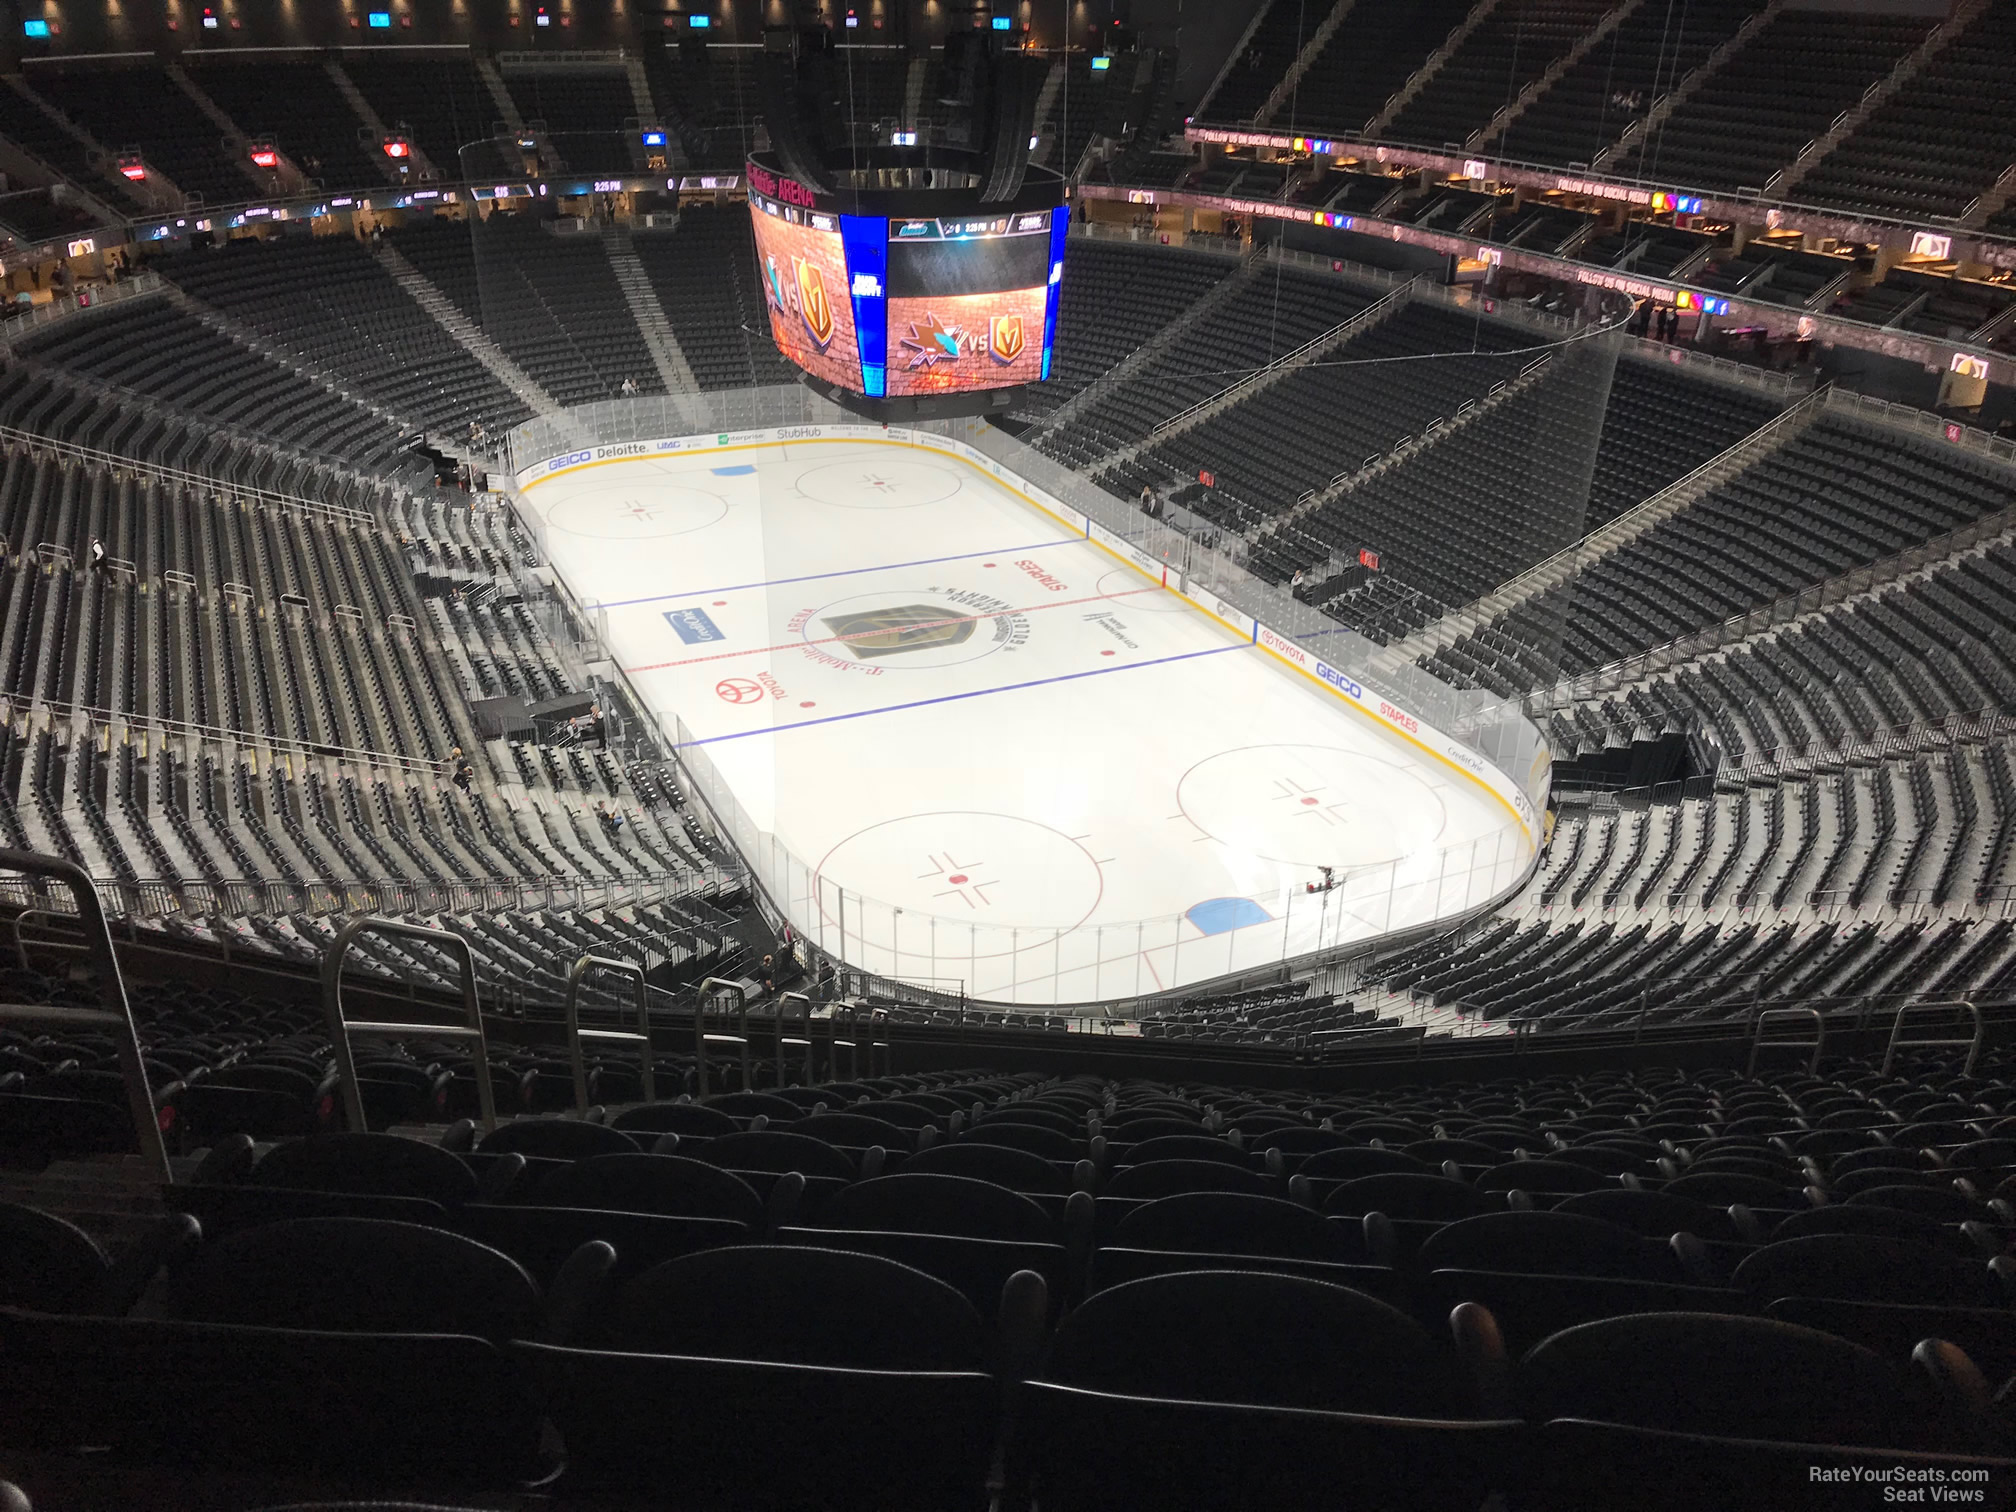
748,155,1069,402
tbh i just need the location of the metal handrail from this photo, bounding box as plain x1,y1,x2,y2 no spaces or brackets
1746,1005,1827,1077
775,990,813,1087
12,905,82,971
563,953,655,1113
830,1003,860,1082
1881,998,1982,1077
0,848,170,1183
321,915,497,1133
692,974,750,1098
868,1006,891,1078
0,417,376,526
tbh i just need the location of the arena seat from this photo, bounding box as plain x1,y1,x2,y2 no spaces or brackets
514,1244,1020,1507
1516,1313,2010,1511
1019,1270,1518,1512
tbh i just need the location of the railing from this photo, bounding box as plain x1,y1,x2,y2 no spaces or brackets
0,866,724,927
1824,385,2016,468
0,419,377,527
774,991,814,1086
692,975,750,1098
1179,121,2016,253
1147,277,1421,437
0,849,170,1182
1747,1005,1825,1076
1619,331,1815,401
1530,493,2016,711
1882,998,1981,1076
1725,710,2016,787
7,695,452,781
321,914,498,1133
1415,382,1832,655
563,953,656,1111
0,272,164,348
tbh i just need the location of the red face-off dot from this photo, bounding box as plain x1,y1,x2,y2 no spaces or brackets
713,600,727,606
799,701,816,708
1301,797,1320,805
1101,649,1116,656
947,874,969,884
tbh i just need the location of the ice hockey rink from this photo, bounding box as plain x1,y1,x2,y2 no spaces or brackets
515,429,1535,1005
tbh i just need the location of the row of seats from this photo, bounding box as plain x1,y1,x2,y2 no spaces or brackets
1435,412,2016,687
1191,0,2014,225
7,1063,2016,1508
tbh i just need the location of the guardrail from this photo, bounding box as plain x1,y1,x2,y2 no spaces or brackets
0,415,377,527
0,866,726,926
322,914,497,1133
1527,490,2016,713
0,272,163,348
0,849,170,1181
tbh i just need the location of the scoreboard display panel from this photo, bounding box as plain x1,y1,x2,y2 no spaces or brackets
884,211,1052,396
749,191,862,393
746,157,1067,401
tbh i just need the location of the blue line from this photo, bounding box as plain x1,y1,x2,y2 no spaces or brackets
671,643,1247,750
592,537,1077,610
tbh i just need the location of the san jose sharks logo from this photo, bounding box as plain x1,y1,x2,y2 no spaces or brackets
898,312,967,372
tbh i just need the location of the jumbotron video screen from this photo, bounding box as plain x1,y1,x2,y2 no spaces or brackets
884,211,1053,396
749,165,1067,400
750,195,863,393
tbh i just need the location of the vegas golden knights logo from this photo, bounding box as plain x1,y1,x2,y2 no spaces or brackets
794,257,835,349
989,313,1025,364
822,605,973,659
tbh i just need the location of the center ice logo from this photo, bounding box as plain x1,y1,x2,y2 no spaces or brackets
821,603,974,659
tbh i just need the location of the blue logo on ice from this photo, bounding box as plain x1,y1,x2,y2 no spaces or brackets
664,606,726,645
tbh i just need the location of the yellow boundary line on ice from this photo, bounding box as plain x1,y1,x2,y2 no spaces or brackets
519,434,1535,841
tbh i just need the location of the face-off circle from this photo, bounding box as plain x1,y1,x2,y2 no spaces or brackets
812,811,1105,950
545,479,730,540
800,584,1025,670
1177,744,1449,868
797,457,962,510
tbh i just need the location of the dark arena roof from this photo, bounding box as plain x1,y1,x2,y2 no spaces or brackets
3,4,2016,1508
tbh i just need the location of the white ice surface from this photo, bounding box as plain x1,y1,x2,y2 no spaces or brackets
519,433,1529,1004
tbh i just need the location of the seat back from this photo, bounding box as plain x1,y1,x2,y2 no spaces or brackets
247,1131,479,1208
817,1172,1056,1242
589,1244,987,1369
530,1152,766,1226
1113,1192,1351,1261
164,1216,542,1339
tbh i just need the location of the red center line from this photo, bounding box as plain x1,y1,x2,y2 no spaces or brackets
621,585,1164,675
